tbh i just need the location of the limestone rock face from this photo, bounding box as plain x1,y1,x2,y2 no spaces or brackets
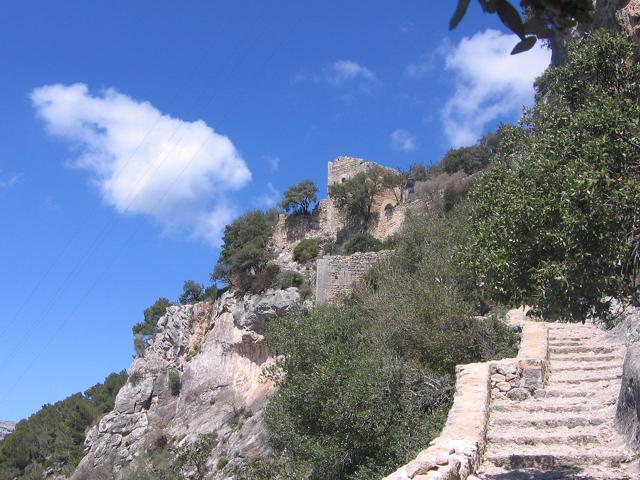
71,288,300,479
617,0,640,41
551,0,640,65
0,421,16,442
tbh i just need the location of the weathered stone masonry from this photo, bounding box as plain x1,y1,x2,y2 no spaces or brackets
315,251,391,305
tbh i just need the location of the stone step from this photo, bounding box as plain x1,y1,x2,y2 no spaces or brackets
548,340,585,347
489,411,610,428
491,400,614,414
550,353,620,363
549,345,622,355
534,384,619,399
551,361,622,372
487,430,601,446
549,371,622,384
477,465,632,479
483,445,629,470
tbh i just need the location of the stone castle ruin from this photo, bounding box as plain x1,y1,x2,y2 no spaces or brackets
272,155,428,304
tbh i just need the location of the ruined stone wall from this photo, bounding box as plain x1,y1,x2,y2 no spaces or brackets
315,251,392,305
325,155,410,241
369,198,428,240
272,202,330,258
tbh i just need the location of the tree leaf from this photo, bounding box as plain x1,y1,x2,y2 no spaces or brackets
449,0,471,30
496,0,525,38
511,36,537,55
481,0,498,14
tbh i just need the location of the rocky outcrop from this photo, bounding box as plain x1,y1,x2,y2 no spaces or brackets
615,305,640,448
551,0,640,65
0,421,16,442
71,288,300,479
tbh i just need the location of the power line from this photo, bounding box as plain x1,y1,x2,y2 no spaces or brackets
0,0,303,405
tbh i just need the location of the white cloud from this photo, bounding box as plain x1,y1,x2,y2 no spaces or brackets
257,182,280,209
0,171,20,190
441,29,550,147
31,83,251,245
264,155,280,172
390,129,418,152
327,60,376,86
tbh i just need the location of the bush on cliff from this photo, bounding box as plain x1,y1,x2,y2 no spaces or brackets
341,232,386,255
462,30,640,322
0,371,127,479
212,209,279,291
293,238,320,263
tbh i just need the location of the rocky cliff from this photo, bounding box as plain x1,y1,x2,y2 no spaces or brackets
0,421,15,442
551,0,640,64
71,288,301,479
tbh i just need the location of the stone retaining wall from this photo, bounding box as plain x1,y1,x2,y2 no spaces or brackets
315,251,392,305
383,315,549,480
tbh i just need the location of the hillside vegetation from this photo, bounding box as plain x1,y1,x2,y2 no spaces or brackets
253,30,640,480
0,372,127,480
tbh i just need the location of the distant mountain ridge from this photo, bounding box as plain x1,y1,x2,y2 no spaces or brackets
0,421,16,442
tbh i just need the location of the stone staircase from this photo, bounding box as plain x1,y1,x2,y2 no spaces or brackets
476,322,633,479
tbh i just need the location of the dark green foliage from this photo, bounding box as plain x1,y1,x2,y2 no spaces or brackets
234,456,306,480
450,0,593,54
281,180,319,215
329,166,396,223
133,298,171,337
277,270,305,290
168,371,181,396
250,263,281,293
203,285,218,302
264,306,452,480
263,209,518,479
212,210,279,290
435,130,502,176
442,180,471,212
173,433,217,480
463,30,640,322
179,280,204,305
217,456,229,470
0,371,127,479
342,233,385,255
278,270,312,298
293,238,320,263
132,297,172,356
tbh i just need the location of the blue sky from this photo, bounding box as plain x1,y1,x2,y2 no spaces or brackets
0,1,550,420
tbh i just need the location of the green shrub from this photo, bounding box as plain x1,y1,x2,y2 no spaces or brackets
463,30,640,322
293,238,321,263
278,270,305,289
212,210,279,290
264,305,452,480
217,456,229,470
278,271,313,299
179,280,204,305
342,233,384,255
129,370,143,386
173,433,217,480
132,298,172,355
250,263,280,293
168,371,181,396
